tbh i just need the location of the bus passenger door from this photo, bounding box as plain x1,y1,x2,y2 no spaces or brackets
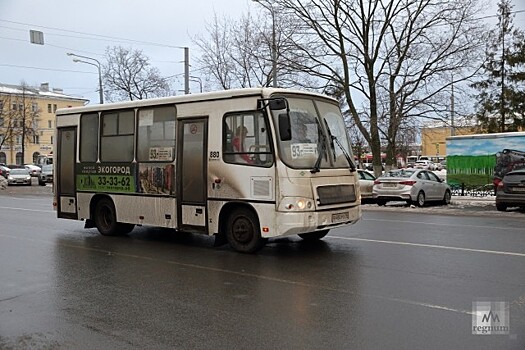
177,118,208,233
56,127,77,219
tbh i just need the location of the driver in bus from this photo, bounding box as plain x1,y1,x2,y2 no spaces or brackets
233,126,254,164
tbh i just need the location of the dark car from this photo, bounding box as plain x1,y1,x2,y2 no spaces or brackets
38,164,54,185
495,170,525,212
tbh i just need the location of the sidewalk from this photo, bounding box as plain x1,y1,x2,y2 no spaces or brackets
361,195,525,218
450,195,496,207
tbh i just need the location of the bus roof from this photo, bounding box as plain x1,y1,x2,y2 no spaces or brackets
55,88,337,116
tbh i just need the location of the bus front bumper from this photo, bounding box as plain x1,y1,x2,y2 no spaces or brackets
268,206,361,238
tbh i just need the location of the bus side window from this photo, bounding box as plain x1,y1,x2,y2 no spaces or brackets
100,110,134,162
223,112,273,166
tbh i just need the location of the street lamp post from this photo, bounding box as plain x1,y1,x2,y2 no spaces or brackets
189,76,203,93
67,52,104,104
252,0,277,88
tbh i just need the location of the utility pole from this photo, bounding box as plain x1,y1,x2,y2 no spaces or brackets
184,47,190,95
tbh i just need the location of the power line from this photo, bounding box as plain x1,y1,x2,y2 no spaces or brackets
476,9,525,21
0,63,97,74
0,19,186,49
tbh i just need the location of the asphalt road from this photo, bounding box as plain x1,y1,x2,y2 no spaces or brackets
1,185,524,349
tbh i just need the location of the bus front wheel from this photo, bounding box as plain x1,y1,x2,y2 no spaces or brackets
226,208,266,253
94,198,122,236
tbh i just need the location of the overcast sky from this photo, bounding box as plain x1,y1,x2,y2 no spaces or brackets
0,0,252,103
1,0,523,105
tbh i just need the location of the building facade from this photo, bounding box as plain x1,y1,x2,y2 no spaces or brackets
422,119,525,159
0,83,87,165
421,121,479,159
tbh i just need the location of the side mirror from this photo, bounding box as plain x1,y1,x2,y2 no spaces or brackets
278,113,291,141
269,98,287,110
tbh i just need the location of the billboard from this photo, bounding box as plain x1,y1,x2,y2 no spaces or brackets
446,132,525,186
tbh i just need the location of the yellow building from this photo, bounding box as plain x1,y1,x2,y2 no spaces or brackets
421,123,479,159
0,82,87,165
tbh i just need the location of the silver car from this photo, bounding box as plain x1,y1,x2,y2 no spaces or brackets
7,168,32,186
373,168,451,206
38,164,54,185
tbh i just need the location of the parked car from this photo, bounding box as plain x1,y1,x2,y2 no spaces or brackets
373,168,451,207
7,168,32,186
413,160,436,170
0,165,10,179
357,169,376,203
38,164,54,185
24,164,42,177
495,170,525,212
362,162,373,171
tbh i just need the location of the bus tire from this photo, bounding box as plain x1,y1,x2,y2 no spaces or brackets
226,208,266,253
298,229,329,241
94,198,120,236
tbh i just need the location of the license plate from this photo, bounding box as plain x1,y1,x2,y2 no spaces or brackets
511,187,525,192
382,183,397,188
332,212,349,223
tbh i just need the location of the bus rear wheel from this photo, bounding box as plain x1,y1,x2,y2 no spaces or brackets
298,229,329,241
226,208,266,253
94,198,127,236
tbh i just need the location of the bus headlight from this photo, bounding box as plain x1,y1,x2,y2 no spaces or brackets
280,198,314,211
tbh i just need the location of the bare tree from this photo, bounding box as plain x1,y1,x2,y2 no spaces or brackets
0,82,39,163
192,9,318,90
275,0,487,175
103,46,171,102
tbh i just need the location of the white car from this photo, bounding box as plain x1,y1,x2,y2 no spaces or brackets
357,169,376,203
24,164,42,177
413,160,436,171
373,168,451,206
7,168,32,186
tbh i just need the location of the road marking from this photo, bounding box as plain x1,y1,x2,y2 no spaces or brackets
363,217,525,231
328,236,525,257
0,205,54,213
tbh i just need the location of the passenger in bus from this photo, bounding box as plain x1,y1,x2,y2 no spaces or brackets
233,126,254,164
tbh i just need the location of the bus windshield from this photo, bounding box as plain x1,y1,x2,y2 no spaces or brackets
271,96,354,170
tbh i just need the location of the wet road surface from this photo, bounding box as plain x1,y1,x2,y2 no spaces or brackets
1,186,524,349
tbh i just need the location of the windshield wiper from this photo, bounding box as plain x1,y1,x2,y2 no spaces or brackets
311,120,327,173
324,120,356,172
331,135,356,172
